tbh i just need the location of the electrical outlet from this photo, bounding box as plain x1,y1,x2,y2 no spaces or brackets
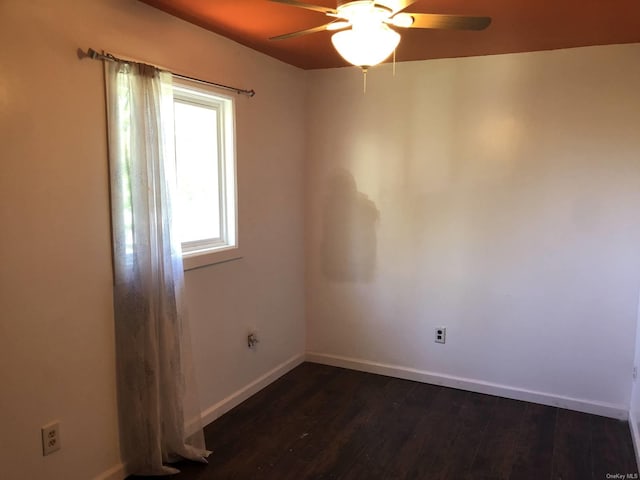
41,421,61,456
435,327,446,344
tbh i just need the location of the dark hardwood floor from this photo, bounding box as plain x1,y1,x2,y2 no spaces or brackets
131,362,638,480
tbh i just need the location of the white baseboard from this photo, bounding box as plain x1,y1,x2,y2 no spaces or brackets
200,353,305,426
629,410,640,472
306,352,628,420
93,463,128,480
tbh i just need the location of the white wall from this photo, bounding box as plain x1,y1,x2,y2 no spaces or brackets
0,1,306,479
305,44,640,414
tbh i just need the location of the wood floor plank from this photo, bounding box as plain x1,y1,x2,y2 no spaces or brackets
337,381,437,480
464,395,527,480
439,391,497,479
551,409,593,480
300,377,418,479
507,403,556,480
204,364,355,479
271,376,385,479
204,363,337,446
374,382,446,479
591,415,638,479
394,386,470,480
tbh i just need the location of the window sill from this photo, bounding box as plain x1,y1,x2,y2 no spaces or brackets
183,246,243,271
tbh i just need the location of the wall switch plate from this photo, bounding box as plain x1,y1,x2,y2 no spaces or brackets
41,421,61,456
435,327,446,344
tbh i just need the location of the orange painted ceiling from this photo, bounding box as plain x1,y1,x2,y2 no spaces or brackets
139,0,640,69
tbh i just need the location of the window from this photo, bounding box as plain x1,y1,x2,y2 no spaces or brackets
172,79,239,270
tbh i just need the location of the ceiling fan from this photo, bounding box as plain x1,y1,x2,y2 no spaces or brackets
269,0,492,70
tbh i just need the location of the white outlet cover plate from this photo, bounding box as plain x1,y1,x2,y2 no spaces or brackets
42,422,61,456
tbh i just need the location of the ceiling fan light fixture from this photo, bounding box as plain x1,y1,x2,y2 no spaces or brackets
331,23,400,69
390,12,414,28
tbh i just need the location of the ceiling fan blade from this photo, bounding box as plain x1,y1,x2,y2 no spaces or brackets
269,0,338,15
269,21,346,40
384,0,419,14
407,13,491,30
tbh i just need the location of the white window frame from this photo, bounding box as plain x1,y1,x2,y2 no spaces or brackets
172,79,241,270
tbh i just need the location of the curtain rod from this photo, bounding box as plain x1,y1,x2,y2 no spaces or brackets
83,48,255,97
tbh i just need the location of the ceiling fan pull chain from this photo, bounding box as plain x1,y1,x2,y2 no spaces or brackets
362,67,367,94
393,48,396,76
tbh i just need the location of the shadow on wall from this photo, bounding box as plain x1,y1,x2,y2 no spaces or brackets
321,169,380,282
